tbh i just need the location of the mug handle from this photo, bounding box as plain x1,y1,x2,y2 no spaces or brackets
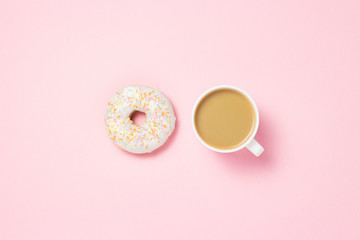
246,139,264,157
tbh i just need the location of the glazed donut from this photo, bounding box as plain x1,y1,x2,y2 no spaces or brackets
105,86,176,154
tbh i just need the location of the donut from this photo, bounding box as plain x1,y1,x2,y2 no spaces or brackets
105,86,176,154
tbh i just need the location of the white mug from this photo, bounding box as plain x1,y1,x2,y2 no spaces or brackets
192,85,264,156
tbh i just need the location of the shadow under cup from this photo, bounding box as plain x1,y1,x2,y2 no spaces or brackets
193,87,257,151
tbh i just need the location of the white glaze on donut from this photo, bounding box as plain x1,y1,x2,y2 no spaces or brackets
105,86,176,154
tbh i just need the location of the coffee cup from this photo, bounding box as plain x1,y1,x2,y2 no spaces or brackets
192,85,264,156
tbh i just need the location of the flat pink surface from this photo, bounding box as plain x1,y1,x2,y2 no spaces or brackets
1,0,360,239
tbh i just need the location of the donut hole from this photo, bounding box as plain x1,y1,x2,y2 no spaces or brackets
129,111,146,126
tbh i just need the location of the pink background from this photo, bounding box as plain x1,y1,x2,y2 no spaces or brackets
1,0,360,239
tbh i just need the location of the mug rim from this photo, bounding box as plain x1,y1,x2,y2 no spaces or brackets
191,85,259,153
